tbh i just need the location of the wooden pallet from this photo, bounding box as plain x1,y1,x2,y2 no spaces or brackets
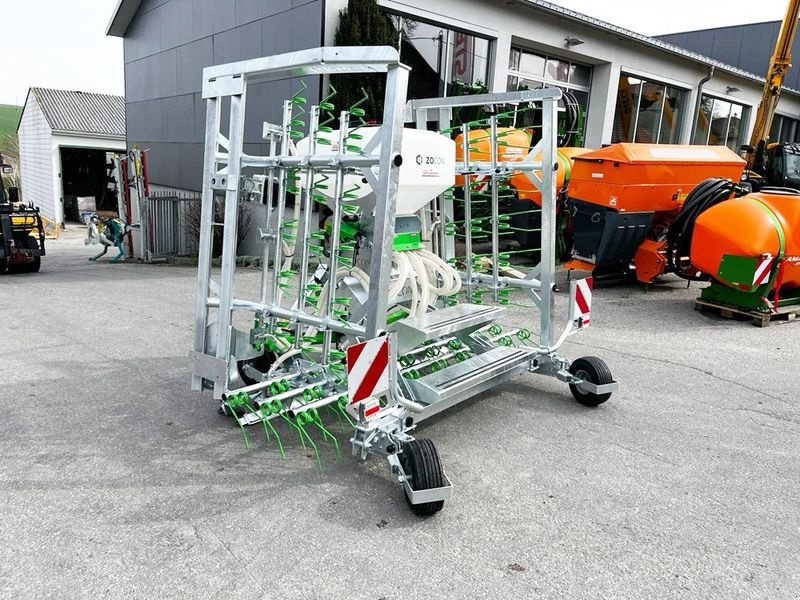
695,298,800,327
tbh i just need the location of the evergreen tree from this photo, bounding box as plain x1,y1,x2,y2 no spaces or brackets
330,0,398,123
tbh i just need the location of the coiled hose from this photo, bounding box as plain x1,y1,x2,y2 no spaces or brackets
666,177,744,280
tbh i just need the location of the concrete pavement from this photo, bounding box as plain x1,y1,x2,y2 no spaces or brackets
0,229,798,599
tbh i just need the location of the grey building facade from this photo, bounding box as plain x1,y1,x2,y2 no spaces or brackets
659,21,796,87
108,0,324,191
659,21,800,142
109,1,800,195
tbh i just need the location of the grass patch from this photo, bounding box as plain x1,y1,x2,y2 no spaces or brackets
0,104,22,153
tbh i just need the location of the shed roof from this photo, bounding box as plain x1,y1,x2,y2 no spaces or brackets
20,88,126,139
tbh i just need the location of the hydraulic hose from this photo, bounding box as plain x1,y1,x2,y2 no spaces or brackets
665,177,744,280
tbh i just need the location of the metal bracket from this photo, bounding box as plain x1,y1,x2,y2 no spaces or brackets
189,351,228,385
573,380,619,395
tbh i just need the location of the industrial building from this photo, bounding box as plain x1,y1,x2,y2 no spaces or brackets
16,88,126,226
105,0,800,194
659,20,800,143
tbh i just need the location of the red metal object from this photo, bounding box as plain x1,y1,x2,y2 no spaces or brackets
772,258,787,311
120,156,134,259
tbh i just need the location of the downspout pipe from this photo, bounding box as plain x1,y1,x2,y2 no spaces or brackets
691,66,715,142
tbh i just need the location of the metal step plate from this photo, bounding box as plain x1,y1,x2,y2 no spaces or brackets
392,304,506,354
406,345,536,422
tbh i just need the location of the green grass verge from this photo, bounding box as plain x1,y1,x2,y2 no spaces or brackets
0,104,22,153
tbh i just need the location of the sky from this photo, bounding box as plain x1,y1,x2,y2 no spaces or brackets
0,0,796,106
0,0,124,106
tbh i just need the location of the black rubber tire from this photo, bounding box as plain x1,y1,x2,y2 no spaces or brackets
22,237,41,273
568,356,613,407
400,439,445,516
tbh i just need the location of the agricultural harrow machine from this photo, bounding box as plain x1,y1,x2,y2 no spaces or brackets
189,46,617,515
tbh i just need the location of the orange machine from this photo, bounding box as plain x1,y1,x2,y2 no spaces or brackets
454,127,591,249
688,190,800,310
565,144,746,282
454,128,590,200
510,146,592,204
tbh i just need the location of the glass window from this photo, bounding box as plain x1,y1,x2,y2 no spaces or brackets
612,74,687,144
508,46,592,143
520,52,546,78
726,103,744,151
659,86,683,144
545,58,570,83
693,96,713,144
390,15,493,99
692,94,748,149
570,64,592,88
770,114,800,143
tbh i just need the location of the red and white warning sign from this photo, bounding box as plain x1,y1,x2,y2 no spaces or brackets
346,336,390,419
571,276,593,328
753,254,774,286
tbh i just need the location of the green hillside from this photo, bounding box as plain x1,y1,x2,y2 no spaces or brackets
0,104,22,152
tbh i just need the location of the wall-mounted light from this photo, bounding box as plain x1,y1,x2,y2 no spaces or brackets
564,36,585,47
726,86,740,94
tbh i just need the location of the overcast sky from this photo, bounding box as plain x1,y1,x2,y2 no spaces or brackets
0,0,796,106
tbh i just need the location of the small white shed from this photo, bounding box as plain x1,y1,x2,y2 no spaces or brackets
16,88,126,226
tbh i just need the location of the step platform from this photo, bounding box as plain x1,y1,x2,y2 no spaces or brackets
405,345,537,422
392,304,505,354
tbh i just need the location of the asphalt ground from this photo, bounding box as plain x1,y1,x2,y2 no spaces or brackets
1,228,798,599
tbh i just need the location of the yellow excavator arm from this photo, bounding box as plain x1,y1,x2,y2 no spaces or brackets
747,0,800,170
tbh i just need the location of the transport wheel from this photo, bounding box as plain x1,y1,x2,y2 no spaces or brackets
22,237,41,273
401,439,445,516
568,356,613,407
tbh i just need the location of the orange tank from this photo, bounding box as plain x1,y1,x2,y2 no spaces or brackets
568,144,747,271
691,192,800,290
568,144,746,212
511,147,592,204
454,128,531,187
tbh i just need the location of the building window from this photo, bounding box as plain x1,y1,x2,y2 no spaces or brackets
770,114,800,143
692,95,748,150
392,15,492,99
612,74,686,144
507,46,592,142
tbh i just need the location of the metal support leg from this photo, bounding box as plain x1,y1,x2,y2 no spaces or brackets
366,63,410,339
215,93,248,394
539,98,558,348
192,98,220,391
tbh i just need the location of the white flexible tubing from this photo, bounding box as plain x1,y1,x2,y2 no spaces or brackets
418,248,462,296
406,250,430,316
388,252,410,300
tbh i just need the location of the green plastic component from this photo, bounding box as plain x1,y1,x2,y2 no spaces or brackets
717,255,763,291
225,393,251,449
393,231,423,252
258,405,285,459
399,354,415,368
387,308,408,324
700,283,770,312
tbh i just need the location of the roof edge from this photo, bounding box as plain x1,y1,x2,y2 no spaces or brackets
106,0,142,37
15,88,34,134
51,130,126,142
516,0,800,98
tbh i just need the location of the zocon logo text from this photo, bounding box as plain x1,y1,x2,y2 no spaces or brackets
415,154,446,166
